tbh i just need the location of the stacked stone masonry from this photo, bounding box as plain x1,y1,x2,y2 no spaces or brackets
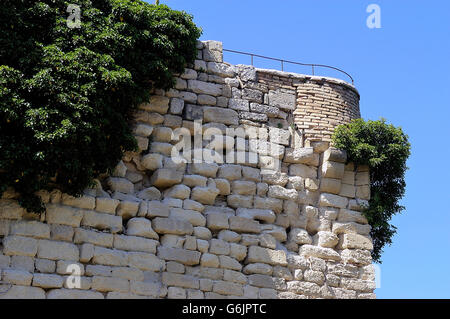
0,40,375,299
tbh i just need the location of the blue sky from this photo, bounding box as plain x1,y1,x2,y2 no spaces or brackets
153,0,450,298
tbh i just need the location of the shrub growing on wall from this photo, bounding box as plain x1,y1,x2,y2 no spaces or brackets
0,0,201,213
332,118,411,262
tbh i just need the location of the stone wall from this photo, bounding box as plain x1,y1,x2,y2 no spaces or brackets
0,41,375,299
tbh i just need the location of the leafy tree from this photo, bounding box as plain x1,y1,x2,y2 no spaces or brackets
0,0,201,213
332,118,411,262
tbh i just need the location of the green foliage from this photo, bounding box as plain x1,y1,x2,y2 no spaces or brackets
0,0,201,213
332,118,411,262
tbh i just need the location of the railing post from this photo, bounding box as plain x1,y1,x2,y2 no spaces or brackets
312,65,314,76
281,60,284,71
251,54,254,66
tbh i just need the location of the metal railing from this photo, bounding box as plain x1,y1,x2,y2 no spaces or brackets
223,48,354,85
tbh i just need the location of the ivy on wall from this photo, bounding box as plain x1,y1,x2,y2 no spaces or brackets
332,118,411,262
0,0,202,213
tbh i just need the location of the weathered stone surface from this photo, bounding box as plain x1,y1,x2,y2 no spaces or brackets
338,233,373,250
188,80,222,96
0,285,46,299
158,247,201,266
191,186,219,205
321,161,345,179
288,228,312,245
74,228,114,247
229,216,261,234
37,240,79,261
106,177,134,194
126,218,159,240
114,235,157,253
299,245,341,261
3,236,38,257
150,169,183,188
203,107,239,125
319,193,348,209
268,91,296,110
128,252,165,271
82,210,122,233
46,204,83,227
247,246,287,266
169,208,206,227
152,217,194,235
338,209,368,224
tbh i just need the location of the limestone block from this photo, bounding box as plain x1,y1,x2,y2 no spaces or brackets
323,148,347,163
133,123,153,137
356,185,371,200
130,281,166,297
267,185,298,200
209,239,230,255
299,245,341,261
339,233,373,250
0,200,25,220
315,231,339,248
319,193,348,209
74,228,114,247
128,252,165,271
254,196,282,213
147,200,170,218
169,208,206,227
214,178,231,195
340,249,372,266
10,255,34,272
227,195,253,209
126,218,159,239
141,153,164,171
46,204,83,227
61,194,95,210
157,247,200,266
243,263,273,275
2,269,33,285
213,281,243,296
262,171,288,186
152,217,194,235
321,161,345,179
167,287,186,299
200,253,220,268
304,178,319,191
341,278,376,293
247,246,287,266
303,270,325,285
229,243,247,261
339,184,356,197
189,163,219,178
218,164,242,181
10,221,50,239
191,186,219,205
92,276,130,293
92,246,128,267
248,274,275,289
229,98,250,111
332,222,371,236
218,230,241,243
82,210,122,233
114,235,157,253
149,169,183,188
3,236,38,257
164,184,191,200
183,175,208,187
203,107,239,125
183,199,205,212
259,234,277,249
116,200,140,219
223,269,247,285
236,208,276,223
320,178,342,194
284,147,318,165
35,258,56,273
231,180,256,196
163,272,200,289
80,243,94,263
95,197,120,215
37,240,79,261
229,216,261,234
0,285,45,299
188,80,222,96
287,176,304,191
268,91,296,111
32,273,64,289
338,209,368,224
288,228,312,245
106,177,134,194
219,255,242,271
289,164,317,179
